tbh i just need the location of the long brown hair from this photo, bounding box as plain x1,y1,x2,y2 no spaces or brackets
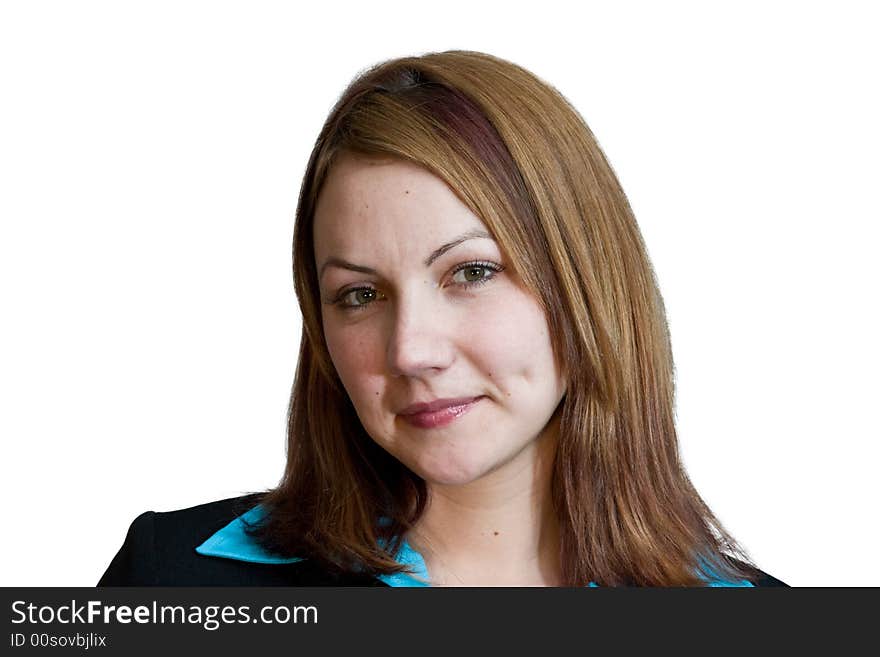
249,50,761,586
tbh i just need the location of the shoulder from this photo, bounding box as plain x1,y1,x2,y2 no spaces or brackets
751,570,789,587
726,558,789,587
130,494,265,553
97,494,384,587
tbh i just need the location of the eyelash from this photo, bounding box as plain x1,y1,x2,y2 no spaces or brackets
332,260,504,313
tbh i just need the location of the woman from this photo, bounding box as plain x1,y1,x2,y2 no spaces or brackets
99,50,786,587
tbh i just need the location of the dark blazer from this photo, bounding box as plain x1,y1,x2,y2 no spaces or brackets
97,495,788,587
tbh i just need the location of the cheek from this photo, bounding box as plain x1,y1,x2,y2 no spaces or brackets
324,323,375,392
477,297,556,386
323,322,388,433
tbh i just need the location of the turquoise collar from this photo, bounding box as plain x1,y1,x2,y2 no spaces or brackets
195,504,751,587
195,503,430,586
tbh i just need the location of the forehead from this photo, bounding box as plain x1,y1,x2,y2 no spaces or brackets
318,152,442,204
313,153,487,252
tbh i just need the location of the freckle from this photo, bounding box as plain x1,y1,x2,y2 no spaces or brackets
405,190,409,194
493,531,499,536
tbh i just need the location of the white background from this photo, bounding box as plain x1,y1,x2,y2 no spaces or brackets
1,1,877,587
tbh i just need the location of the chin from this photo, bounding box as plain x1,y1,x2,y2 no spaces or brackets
408,451,500,487
420,471,485,488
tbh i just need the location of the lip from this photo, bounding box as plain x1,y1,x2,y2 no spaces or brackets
398,396,484,429
399,396,483,416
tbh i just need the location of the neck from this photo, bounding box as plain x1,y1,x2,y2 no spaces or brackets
406,418,562,586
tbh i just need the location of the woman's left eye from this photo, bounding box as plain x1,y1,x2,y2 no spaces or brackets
450,260,504,287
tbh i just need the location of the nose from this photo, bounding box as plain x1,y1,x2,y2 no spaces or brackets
386,290,454,377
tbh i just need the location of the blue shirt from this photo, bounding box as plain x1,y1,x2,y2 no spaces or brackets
195,503,753,587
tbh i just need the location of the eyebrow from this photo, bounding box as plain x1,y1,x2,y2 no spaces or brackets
318,228,494,280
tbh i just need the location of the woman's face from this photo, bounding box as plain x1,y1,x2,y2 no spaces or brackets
313,153,566,487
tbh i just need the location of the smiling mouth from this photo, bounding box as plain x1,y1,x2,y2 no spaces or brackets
399,397,484,429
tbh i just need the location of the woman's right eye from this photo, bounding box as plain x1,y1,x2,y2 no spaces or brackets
335,287,384,312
